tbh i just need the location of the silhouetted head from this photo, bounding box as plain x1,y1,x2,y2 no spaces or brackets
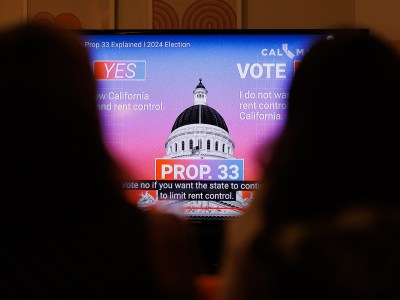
0,23,125,231
263,31,400,224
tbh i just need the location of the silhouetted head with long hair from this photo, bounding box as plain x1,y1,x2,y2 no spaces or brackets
262,31,400,225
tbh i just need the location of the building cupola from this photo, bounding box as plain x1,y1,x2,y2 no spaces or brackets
193,78,207,105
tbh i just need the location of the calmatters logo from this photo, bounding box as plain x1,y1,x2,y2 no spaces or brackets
94,60,146,80
236,43,307,79
261,44,305,59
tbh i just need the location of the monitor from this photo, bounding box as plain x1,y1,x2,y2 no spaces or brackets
79,28,367,222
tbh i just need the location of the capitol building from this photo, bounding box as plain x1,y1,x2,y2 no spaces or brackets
164,79,252,218
164,78,235,160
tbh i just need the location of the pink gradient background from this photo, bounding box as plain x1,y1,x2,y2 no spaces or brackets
83,33,321,184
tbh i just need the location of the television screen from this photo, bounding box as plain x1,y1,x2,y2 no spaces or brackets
80,29,367,221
